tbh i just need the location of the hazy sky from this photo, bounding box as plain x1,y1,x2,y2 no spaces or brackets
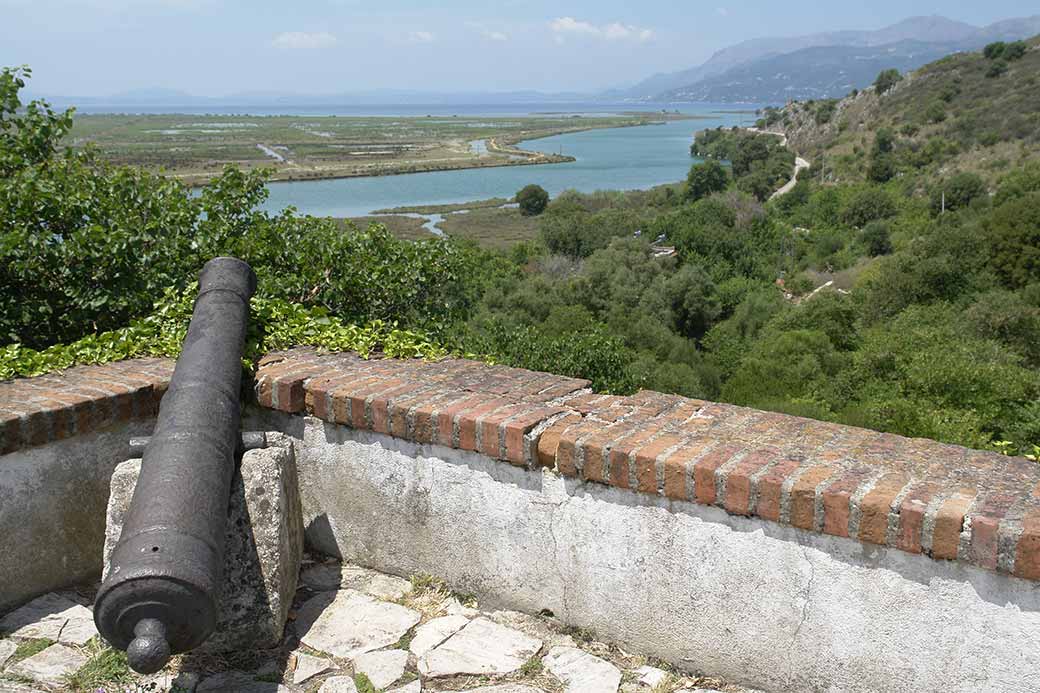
2,0,1037,96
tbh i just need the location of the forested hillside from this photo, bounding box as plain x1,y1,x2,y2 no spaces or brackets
4,40,1040,458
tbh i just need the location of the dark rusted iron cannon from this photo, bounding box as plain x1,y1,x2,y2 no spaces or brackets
94,257,256,674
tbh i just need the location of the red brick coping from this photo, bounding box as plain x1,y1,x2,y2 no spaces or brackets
4,350,1040,582
0,358,173,454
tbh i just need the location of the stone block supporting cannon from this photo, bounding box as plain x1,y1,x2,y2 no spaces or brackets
93,257,277,674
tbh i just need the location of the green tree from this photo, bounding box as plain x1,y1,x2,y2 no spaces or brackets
986,192,1040,289
984,42,1007,60
867,154,896,183
1003,41,1027,61
860,221,893,256
925,101,947,123
516,184,549,216
684,160,729,202
874,69,902,95
873,128,895,155
841,188,898,227
986,61,1009,79
662,264,721,340
731,136,771,177
930,172,986,215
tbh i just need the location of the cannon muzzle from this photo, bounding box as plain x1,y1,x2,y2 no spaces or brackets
93,257,256,674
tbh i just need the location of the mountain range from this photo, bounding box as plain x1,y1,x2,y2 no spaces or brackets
31,14,1040,109
613,14,1040,103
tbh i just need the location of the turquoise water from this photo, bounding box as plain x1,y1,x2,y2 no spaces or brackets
260,106,749,217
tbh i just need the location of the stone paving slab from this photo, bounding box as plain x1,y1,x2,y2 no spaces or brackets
292,651,336,684
419,617,542,678
637,664,670,688
0,640,17,669
0,593,96,644
353,649,408,689
318,677,359,693
543,645,622,693
409,614,470,657
5,643,86,688
296,589,421,660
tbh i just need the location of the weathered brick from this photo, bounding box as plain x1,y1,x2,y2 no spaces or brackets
370,382,425,435
895,483,940,554
634,434,685,495
607,428,659,487
412,393,473,445
582,425,628,485
693,443,744,506
1,412,20,455
820,468,872,538
722,448,777,517
305,374,364,422
478,402,530,458
661,439,714,501
966,493,1018,570
536,414,583,469
1013,507,1040,581
434,394,489,448
456,397,511,452
338,378,408,430
386,387,450,440
502,407,565,465
857,473,911,545
537,377,591,399
754,457,803,522
931,492,976,560
789,465,837,531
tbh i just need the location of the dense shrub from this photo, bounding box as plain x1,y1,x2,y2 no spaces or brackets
841,188,898,227
874,69,902,95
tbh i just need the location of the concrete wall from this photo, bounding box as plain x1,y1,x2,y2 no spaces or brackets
281,414,1040,693
0,419,154,611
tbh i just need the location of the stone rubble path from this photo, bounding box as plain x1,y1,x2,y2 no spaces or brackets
0,558,764,693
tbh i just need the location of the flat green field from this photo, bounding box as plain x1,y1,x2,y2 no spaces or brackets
68,112,697,185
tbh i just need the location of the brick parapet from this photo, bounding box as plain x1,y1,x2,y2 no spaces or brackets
5,349,1040,583
0,358,174,455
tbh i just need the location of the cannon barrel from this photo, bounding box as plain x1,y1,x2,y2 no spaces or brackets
94,257,257,674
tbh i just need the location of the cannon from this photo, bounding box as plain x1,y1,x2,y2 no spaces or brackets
93,257,257,674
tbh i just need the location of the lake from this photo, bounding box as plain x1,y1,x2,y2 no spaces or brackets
257,103,752,217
